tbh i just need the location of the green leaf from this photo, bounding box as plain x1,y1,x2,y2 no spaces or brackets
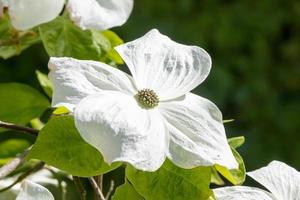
101,30,124,64
210,167,225,185
126,160,212,200
228,136,245,149
0,131,34,165
39,16,104,60
35,70,53,98
27,115,121,177
215,147,246,185
112,181,144,200
0,83,49,131
39,16,124,64
0,14,40,59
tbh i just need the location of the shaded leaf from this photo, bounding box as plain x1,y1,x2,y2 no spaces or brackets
0,14,40,59
0,83,49,131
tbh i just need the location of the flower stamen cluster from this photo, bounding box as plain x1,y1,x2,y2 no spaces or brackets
136,89,159,108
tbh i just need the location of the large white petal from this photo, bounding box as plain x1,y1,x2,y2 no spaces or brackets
74,91,167,171
159,93,238,169
247,160,300,200
115,29,212,101
48,57,137,111
213,186,276,200
6,0,64,30
16,181,54,200
67,0,133,30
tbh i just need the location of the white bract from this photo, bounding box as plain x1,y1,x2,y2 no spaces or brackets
0,0,133,30
48,29,238,171
0,169,56,200
214,160,300,200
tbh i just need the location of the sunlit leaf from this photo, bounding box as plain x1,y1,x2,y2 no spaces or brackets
228,136,245,149
215,147,246,185
27,115,121,177
36,70,53,98
126,160,212,200
210,167,225,185
112,181,143,200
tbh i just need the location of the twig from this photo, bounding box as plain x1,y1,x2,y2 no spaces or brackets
73,176,87,200
0,120,38,136
88,177,105,200
94,175,103,190
105,180,115,200
0,162,45,193
0,150,29,179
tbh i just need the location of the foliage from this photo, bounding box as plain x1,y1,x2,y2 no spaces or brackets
0,0,299,199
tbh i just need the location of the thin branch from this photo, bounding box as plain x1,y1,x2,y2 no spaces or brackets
0,150,29,179
105,180,115,200
0,162,45,193
73,176,87,200
88,177,105,200
0,120,38,136
94,175,103,190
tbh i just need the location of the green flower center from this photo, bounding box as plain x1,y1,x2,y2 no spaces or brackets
136,89,159,109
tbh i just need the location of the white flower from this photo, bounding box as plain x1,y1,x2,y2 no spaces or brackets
48,29,238,171
213,160,300,200
1,0,133,31
0,169,56,200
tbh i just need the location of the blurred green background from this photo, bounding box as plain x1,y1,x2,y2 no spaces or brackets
0,0,299,172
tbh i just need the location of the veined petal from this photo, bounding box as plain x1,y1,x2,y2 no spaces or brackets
16,181,54,200
213,186,276,200
67,0,133,30
115,29,212,101
6,0,64,30
48,57,137,111
247,161,300,200
159,93,238,169
74,91,167,171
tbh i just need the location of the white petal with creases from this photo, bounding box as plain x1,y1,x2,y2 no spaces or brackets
48,57,137,111
67,0,133,30
116,29,212,101
247,160,300,200
159,93,238,169
74,91,167,171
213,186,276,200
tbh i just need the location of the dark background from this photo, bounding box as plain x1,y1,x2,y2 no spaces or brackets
0,0,299,172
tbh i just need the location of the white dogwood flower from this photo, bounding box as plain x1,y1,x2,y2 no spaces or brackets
1,0,133,30
48,29,238,171
214,160,300,200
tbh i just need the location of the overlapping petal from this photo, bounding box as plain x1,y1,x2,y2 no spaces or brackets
115,29,212,101
213,186,276,200
67,0,134,30
247,161,300,200
159,93,238,169
74,91,167,171
6,0,64,30
48,57,137,111
16,181,54,200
